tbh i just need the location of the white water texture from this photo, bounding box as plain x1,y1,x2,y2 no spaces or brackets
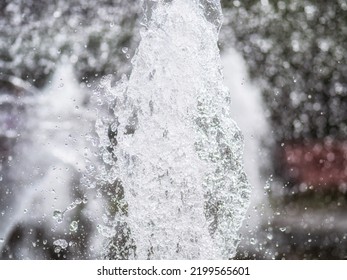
97,0,251,259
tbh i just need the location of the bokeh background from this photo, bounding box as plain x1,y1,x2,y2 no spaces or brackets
0,0,346,259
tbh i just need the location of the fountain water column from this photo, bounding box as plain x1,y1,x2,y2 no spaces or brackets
98,0,251,259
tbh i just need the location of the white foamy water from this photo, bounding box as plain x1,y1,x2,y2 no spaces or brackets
96,0,251,259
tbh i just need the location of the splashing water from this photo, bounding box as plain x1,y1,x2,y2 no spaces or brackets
96,0,251,259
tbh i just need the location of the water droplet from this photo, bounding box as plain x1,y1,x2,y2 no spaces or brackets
70,221,78,232
279,227,287,232
53,10,61,18
0,238,4,243
126,53,130,59
54,247,61,254
53,210,64,223
121,47,129,54
43,239,47,245
76,198,83,205
0,176,2,182
53,239,68,249
58,83,64,88
266,233,273,240
250,238,257,245
24,209,28,214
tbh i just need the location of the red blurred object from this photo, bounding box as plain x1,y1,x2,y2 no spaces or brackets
282,140,347,187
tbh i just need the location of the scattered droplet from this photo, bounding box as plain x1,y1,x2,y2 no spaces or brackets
53,239,68,249
70,221,78,232
121,47,129,53
54,247,61,254
24,209,28,214
73,199,81,205
53,10,61,18
53,210,64,223
0,238,4,243
279,227,287,232
250,238,257,245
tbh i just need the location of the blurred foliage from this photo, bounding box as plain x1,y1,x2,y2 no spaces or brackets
0,0,141,88
2,0,345,142
220,0,347,142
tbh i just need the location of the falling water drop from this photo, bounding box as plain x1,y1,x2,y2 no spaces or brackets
70,221,79,232
53,239,68,249
279,227,287,232
53,210,64,223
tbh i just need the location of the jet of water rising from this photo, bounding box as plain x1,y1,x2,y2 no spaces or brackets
96,0,251,259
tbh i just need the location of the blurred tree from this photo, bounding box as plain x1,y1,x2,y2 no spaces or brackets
220,0,347,142
0,0,142,88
